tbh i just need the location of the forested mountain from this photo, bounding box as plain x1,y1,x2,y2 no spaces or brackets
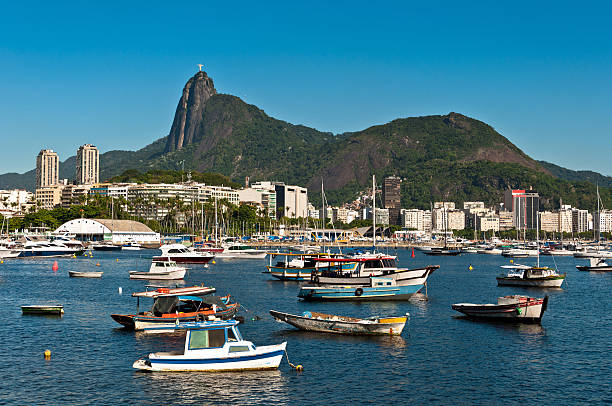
2,70,611,211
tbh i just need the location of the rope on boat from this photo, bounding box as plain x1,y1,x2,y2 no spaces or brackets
284,349,303,371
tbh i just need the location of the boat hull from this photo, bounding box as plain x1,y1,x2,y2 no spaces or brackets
270,310,407,335
21,305,64,315
496,276,565,288
129,270,186,280
216,252,267,259
298,284,424,301
68,271,103,278
153,255,213,264
267,266,315,281
134,344,286,372
313,266,436,287
452,296,547,323
576,265,612,272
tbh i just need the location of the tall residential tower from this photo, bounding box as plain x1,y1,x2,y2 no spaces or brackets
36,149,59,188
76,144,99,185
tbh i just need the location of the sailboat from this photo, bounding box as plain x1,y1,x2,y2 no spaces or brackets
424,204,461,256
496,211,566,288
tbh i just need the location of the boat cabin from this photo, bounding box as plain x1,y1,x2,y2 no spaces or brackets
171,320,250,356
313,256,398,277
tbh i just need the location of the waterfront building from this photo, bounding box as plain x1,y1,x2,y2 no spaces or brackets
375,208,389,225
331,207,350,224
499,211,514,230
245,182,277,217
0,189,34,216
572,208,589,233
504,189,539,230
127,183,199,220
36,149,59,188
55,218,160,245
538,211,558,232
559,205,573,233
594,209,612,233
89,183,134,200
61,185,93,207
401,209,426,231
274,182,308,219
76,144,99,185
382,176,401,225
307,203,320,219
35,185,65,209
433,208,465,231
463,201,485,211
476,215,500,232
434,202,455,210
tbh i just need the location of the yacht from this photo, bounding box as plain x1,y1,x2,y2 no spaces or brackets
153,244,214,264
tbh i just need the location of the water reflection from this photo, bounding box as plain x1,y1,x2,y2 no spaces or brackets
272,329,408,349
135,369,288,405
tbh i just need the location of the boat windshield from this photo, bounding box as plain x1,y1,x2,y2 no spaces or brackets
188,329,226,349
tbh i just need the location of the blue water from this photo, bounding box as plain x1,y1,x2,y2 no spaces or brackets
1,249,611,405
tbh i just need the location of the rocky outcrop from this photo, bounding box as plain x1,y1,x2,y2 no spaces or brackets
165,71,217,152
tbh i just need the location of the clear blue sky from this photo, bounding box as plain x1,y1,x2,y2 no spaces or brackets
1,1,611,175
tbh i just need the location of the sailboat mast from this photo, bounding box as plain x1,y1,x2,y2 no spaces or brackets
321,179,325,253
372,174,376,250
214,197,218,247
536,208,540,267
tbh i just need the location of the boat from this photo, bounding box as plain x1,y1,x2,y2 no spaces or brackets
496,265,565,288
310,255,438,287
21,304,64,315
0,245,21,258
68,271,103,278
111,288,239,333
540,248,575,256
132,319,286,371
501,247,539,258
129,260,187,280
91,242,122,251
452,295,548,323
270,310,408,335
298,276,429,301
576,258,612,272
153,244,214,264
423,246,461,256
215,242,268,259
121,241,142,251
265,252,347,281
18,237,85,257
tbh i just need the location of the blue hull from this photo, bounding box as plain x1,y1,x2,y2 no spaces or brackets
298,284,424,301
18,250,83,257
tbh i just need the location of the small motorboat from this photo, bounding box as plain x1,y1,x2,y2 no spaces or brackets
91,242,122,251
452,295,548,323
68,271,103,278
576,258,612,272
215,242,268,259
270,310,408,335
423,247,461,256
298,276,427,301
132,319,286,372
21,304,64,315
153,244,214,264
121,241,142,251
129,260,186,280
496,265,565,288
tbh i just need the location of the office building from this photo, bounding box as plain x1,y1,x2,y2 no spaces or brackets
382,176,401,225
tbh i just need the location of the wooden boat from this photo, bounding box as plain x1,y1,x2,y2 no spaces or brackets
266,252,349,281
21,305,64,315
452,295,548,323
68,271,103,278
496,265,565,288
298,276,427,301
133,320,286,372
110,285,241,332
576,258,612,272
129,260,186,280
270,310,408,335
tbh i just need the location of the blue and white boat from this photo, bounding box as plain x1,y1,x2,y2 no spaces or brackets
133,320,286,372
298,276,427,301
18,237,84,257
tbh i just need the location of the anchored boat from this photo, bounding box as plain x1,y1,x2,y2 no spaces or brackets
68,271,103,278
576,258,612,272
153,244,214,264
452,295,548,323
298,276,428,301
270,310,408,335
496,265,565,288
129,260,187,280
21,304,64,315
133,320,286,372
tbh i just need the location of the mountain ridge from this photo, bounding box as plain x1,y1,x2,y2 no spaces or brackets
1,71,610,210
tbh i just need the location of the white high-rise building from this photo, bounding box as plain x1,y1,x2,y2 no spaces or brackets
76,144,100,185
36,149,59,188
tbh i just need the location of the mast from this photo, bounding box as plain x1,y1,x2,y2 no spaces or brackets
214,196,218,247
372,174,376,251
321,179,325,253
536,208,540,267
597,184,600,246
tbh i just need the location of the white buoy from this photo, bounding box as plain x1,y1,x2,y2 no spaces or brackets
204,264,209,268
118,286,123,295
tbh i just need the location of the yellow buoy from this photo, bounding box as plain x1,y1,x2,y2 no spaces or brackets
212,260,216,264
116,258,119,262
295,364,303,371
44,349,51,359
468,265,473,271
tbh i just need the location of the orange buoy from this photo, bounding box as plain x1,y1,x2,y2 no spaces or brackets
96,262,101,267
52,261,59,272
411,248,415,258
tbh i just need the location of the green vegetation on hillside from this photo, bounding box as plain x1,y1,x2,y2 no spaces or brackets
108,169,241,188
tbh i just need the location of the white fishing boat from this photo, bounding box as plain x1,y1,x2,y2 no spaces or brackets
452,295,548,323
121,241,142,251
576,258,612,272
132,319,286,372
270,310,408,335
496,265,565,287
68,271,103,278
129,260,187,280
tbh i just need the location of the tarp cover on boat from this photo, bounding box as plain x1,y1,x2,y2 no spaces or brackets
152,296,179,315
152,296,230,315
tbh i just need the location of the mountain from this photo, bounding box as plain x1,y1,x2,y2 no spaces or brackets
537,161,612,189
1,70,611,211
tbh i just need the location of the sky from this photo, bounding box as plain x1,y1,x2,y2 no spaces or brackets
1,1,611,175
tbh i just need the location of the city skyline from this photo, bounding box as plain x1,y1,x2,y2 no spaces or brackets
1,2,611,176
